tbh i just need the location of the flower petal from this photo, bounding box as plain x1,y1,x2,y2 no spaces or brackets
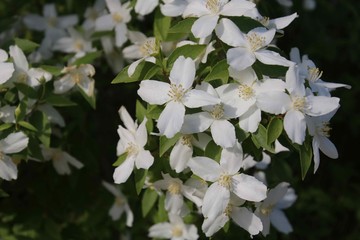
284,110,306,144
191,15,219,39
137,80,171,105
0,132,29,154
227,47,255,72
183,89,221,108
211,119,236,148
135,149,154,169
215,18,246,47
113,156,135,184
270,209,293,234
181,112,213,134
157,101,185,138
202,214,229,237
219,142,243,174
256,91,291,114
170,140,193,173
318,136,338,159
231,207,263,235
220,0,255,16
202,182,230,219
188,157,221,181
232,173,267,202
169,56,195,89
0,156,18,181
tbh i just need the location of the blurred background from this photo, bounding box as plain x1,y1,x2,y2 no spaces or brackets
0,0,359,239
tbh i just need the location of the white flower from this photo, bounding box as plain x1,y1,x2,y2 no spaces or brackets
113,106,154,184
135,0,159,16
42,147,84,175
101,36,124,74
290,47,351,97
102,181,134,226
257,64,340,144
161,0,189,17
202,195,263,237
169,133,211,173
54,64,95,97
37,104,65,127
217,67,287,133
83,0,107,31
181,82,238,148
0,49,14,85
154,173,205,216
95,0,132,47
183,0,255,38
306,110,338,173
0,106,16,123
0,132,29,181
255,182,297,236
53,27,96,61
148,213,199,240
188,142,267,220
123,31,158,76
215,18,293,72
8,45,52,87
137,56,220,138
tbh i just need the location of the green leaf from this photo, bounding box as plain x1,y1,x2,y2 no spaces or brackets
4,88,17,103
46,95,76,107
18,121,37,131
299,141,313,180
154,9,171,41
112,152,128,167
235,125,250,142
154,195,168,223
168,18,196,34
229,16,263,33
27,137,44,161
29,111,51,147
134,169,148,195
205,140,222,161
77,85,96,109
204,59,229,84
253,62,288,78
147,105,163,120
40,65,62,77
15,99,27,122
159,133,181,157
141,188,158,217
267,117,283,145
72,51,102,66
111,61,161,84
251,124,275,153
0,123,13,131
167,44,206,67
14,83,38,99
14,38,39,52
136,100,153,133
0,188,9,198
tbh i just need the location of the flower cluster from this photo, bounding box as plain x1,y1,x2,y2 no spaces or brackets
0,0,350,239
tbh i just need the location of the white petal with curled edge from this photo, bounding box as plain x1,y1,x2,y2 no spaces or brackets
220,0,255,16
127,58,144,77
169,56,195,89
137,80,171,105
312,138,320,173
148,222,172,238
115,23,128,47
202,182,230,219
0,62,14,84
211,119,236,148
284,110,306,144
157,101,185,138
9,45,29,71
306,96,340,117
170,140,193,173
202,213,229,237
256,91,291,114
269,13,298,30
118,106,137,133
270,209,293,234
231,207,263,235
215,18,246,47
113,156,135,184
227,47,256,72
220,142,243,174
181,112,213,134
318,136,338,159
135,149,154,169
191,15,219,39
0,132,29,154
0,156,18,181
232,173,267,202
183,89,220,108
188,157,221,182
255,49,293,67
135,0,158,15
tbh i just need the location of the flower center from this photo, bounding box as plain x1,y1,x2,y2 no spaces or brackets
140,38,157,56
168,84,185,102
71,72,82,84
115,196,124,206
246,32,265,52
260,205,273,216
172,225,183,237
218,174,232,189
87,8,98,20
112,12,123,23
224,204,233,216
318,121,331,137
125,143,139,156
238,84,254,100
47,17,57,27
259,16,270,26
292,96,308,112
180,135,192,147
17,72,28,83
307,67,323,82
52,150,63,161
205,0,223,14
210,104,224,120
74,40,84,51
168,181,181,195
